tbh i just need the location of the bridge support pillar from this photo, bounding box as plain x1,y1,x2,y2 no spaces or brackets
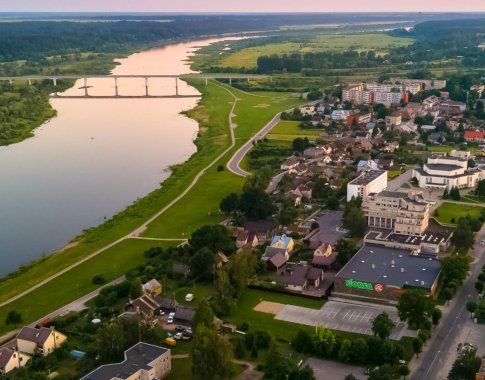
175,77,179,96
145,77,149,97
53,78,57,86
114,77,119,96
84,78,88,97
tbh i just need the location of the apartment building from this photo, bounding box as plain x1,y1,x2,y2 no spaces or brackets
347,170,388,201
363,190,430,236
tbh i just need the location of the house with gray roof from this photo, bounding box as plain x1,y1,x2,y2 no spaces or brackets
0,348,30,376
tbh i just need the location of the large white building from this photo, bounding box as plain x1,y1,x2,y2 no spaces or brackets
413,153,485,190
347,170,388,201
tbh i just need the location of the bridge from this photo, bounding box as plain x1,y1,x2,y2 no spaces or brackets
0,74,272,98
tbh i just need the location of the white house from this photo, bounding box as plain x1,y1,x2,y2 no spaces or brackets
331,110,350,121
347,170,388,201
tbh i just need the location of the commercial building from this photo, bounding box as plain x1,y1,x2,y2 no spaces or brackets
464,130,485,143
413,154,485,190
363,190,430,236
347,170,388,201
81,342,171,380
333,245,441,305
440,100,466,115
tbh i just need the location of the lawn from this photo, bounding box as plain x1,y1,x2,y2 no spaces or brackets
266,120,324,141
464,194,485,204
434,202,484,225
221,32,412,69
0,239,180,335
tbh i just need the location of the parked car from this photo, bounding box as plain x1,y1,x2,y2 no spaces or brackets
166,332,173,338
174,332,184,340
480,240,484,246
164,337,176,347
167,312,175,324
175,325,185,332
185,327,193,335
185,293,194,302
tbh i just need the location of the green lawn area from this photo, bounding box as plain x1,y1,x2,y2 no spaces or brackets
434,202,484,225
464,194,485,204
0,239,180,335
388,170,401,180
266,120,323,141
427,144,481,154
221,32,412,69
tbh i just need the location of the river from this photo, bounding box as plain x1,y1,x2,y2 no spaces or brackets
0,37,233,276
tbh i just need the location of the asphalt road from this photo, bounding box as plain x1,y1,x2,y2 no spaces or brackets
410,225,485,380
226,113,282,177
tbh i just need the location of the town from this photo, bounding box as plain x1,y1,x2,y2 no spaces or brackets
1,10,485,380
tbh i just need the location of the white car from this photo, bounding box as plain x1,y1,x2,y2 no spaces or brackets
174,332,183,340
167,312,175,324
480,240,485,246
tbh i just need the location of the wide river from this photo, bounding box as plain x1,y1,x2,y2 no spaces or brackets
0,37,233,276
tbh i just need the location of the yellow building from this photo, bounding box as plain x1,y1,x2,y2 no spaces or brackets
0,348,30,376
270,234,295,252
16,326,67,357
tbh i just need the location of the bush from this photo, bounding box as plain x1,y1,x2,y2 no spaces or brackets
92,275,106,285
237,322,249,331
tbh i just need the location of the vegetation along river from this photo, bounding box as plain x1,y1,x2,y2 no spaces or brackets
0,37,231,276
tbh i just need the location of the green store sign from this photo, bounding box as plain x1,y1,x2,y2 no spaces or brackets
345,279,374,290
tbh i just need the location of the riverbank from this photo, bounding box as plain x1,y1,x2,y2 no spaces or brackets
0,77,303,335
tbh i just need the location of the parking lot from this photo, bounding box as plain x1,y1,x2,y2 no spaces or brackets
275,300,410,339
304,358,366,380
312,211,345,245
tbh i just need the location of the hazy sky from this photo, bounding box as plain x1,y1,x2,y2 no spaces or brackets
1,0,485,13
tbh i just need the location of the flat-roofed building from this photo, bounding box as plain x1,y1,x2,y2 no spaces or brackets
333,245,441,305
81,342,171,380
363,190,430,236
347,170,388,201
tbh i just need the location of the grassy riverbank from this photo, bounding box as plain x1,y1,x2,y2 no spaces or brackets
0,80,303,334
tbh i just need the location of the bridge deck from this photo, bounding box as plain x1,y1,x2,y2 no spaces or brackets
51,94,201,99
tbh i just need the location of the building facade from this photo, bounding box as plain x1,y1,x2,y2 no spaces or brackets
16,327,67,357
347,170,388,201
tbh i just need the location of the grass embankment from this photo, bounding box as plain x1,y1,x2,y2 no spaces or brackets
266,120,324,141
434,202,484,225
0,81,303,334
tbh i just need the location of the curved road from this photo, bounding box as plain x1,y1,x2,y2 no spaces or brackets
0,82,239,310
226,112,282,177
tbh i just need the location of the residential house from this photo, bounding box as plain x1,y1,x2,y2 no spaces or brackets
278,266,324,292
236,230,259,249
422,95,440,109
174,308,196,325
0,348,30,376
303,147,325,158
142,279,162,298
155,297,176,313
464,130,485,143
245,220,278,243
427,131,447,144
383,141,399,153
281,156,300,170
385,113,402,128
289,163,309,176
331,109,350,120
215,252,229,268
16,327,67,357
312,243,336,267
270,234,295,252
127,295,161,325
81,342,171,380
400,107,416,121
172,263,191,278
470,84,485,96
266,252,287,273
357,160,379,172
263,246,289,261
377,158,394,170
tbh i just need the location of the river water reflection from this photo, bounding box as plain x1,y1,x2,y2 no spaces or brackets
0,37,232,276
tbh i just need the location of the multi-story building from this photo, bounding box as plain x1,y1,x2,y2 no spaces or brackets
363,190,430,236
413,154,485,190
16,327,67,357
347,170,388,201
390,78,447,91
374,91,404,105
342,89,373,105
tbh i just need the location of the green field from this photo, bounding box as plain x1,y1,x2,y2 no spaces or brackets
0,239,180,335
434,202,484,225
266,120,324,141
221,32,413,69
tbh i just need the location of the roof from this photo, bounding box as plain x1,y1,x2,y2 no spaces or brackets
236,230,249,242
268,252,287,268
464,130,485,139
131,295,160,316
425,163,464,172
17,326,53,345
307,267,324,281
0,348,15,369
142,279,161,291
174,307,195,322
264,246,288,259
81,342,169,380
155,297,176,310
245,220,277,234
336,245,441,290
172,263,190,274
312,253,336,266
281,266,309,287
271,234,293,248
348,170,387,186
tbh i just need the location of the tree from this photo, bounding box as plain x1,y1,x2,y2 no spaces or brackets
98,318,125,361
129,278,142,299
288,365,316,380
372,312,396,340
350,338,369,363
192,299,215,331
5,310,22,326
448,348,481,380
338,339,352,362
451,220,474,251
450,186,461,201
239,187,276,220
442,287,454,305
293,137,311,152
264,344,291,380
412,337,423,358
214,268,234,316
441,255,471,287
190,247,215,283
335,238,358,267
220,193,239,213
397,289,435,329
292,330,314,354
475,179,485,197
443,187,449,199
475,281,484,294
189,225,235,254
398,365,410,380
343,375,358,380
432,308,442,327
192,325,233,380
326,195,340,210
368,364,397,380
234,337,246,359
312,327,337,356
227,251,256,298
466,301,478,317
342,198,367,237
279,204,298,226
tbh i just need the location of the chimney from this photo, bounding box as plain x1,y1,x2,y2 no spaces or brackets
401,268,404,273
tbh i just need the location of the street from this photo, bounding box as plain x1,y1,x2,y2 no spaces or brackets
410,225,485,380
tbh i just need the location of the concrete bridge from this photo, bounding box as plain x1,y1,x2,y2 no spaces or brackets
0,74,271,98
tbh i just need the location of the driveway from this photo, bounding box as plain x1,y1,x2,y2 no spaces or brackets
304,358,366,380
275,300,411,339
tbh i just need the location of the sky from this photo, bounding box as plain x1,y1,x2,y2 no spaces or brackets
1,0,485,13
